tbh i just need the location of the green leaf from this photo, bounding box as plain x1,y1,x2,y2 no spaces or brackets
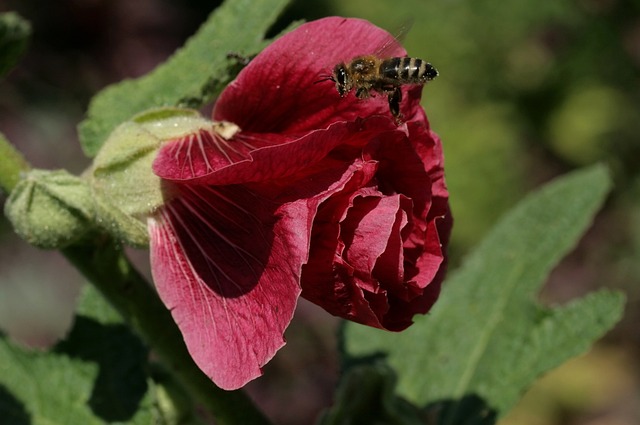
78,0,294,157
342,164,625,423
0,286,157,425
0,12,30,79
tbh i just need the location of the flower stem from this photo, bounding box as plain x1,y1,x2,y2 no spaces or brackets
0,132,30,194
62,242,273,425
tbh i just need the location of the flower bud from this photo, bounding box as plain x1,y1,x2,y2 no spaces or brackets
4,169,94,248
88,107,212,247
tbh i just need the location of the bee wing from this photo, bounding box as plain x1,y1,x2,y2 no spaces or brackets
373,20,413,59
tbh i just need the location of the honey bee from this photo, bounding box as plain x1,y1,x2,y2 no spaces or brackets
329,55,438,119
326,55,438,120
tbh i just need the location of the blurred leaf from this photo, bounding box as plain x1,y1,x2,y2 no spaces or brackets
343,164,625,422
0,286,157,424
0,12,30,79
435,102,525,249
78,0,294,157
548,84,631,166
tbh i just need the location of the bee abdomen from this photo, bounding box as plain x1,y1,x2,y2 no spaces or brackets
380,57,438,84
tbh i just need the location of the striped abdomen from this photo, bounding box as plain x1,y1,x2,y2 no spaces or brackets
379,57,438,84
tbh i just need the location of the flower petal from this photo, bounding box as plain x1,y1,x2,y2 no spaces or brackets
153,116,396,185
148,183,309,390
214,17,411,133
299,126,450,330
406,117,449,203
341,192,406,293
300,163,392,329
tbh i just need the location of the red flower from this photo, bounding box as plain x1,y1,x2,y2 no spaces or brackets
148,17,451,390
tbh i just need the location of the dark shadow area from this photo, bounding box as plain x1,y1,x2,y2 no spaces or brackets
423,395,498,425
54,316,148,422
0,384,31,425
168,184,277,297
334,343,498,425
319,363,423,425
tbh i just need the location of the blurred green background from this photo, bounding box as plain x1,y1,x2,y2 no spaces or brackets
0,0,639,424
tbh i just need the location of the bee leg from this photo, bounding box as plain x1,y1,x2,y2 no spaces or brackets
355,87,371,99
387,87,403,121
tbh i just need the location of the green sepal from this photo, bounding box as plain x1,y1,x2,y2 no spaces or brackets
88,108,212,247
4,169,94,248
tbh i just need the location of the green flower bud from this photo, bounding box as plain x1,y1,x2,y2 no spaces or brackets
4,169,95,249
88,107,213,247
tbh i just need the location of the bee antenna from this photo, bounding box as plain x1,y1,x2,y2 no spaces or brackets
314,74,335,84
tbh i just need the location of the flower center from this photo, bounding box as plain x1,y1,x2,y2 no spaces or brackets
212,121,241,140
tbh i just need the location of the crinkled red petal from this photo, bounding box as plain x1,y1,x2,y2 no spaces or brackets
299,125,450,330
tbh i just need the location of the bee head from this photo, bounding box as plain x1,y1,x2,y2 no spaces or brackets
332,63,351,97
314,63,351,97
